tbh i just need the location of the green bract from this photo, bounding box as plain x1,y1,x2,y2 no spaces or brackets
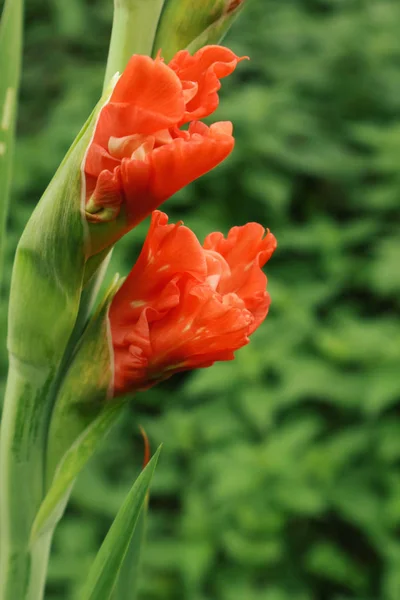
46,275,122,486
0,85,115,600
154,0,247,60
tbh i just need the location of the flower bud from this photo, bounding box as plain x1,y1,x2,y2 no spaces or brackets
154,0,247,61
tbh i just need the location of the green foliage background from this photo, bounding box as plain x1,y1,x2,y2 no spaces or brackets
1,0,400,598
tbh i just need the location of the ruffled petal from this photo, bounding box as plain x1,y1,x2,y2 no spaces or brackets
109,211,206,324
204,224,277,300
169,45,243,122
108,134,151,159
85,143,121,178
148,123,235,202
89,168,122,212
115,123,234,227
204,249,231,290
149,281,253,370
112,309,151,395
107,55,185,134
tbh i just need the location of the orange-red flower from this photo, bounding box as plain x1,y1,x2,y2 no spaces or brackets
84,46,243,252
108,211,277,395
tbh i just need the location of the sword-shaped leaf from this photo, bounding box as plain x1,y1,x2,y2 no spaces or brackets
80,448,161,600
113,503,148,600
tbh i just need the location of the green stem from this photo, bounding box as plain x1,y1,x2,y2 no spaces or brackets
0,260,114,600
0,357,53,600
26,534,53,600
103,0,166,89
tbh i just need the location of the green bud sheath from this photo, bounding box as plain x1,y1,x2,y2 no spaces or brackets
153,0,247,60
28,278,124,546
0,93,109,600
46,276,121,487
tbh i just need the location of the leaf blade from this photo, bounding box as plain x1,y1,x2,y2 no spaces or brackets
80,447,161,600
31,401,125,540
113,500,148,600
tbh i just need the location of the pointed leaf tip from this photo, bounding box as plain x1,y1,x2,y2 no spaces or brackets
79,446,161,600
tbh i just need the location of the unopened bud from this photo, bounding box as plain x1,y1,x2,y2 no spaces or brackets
153,0,247,61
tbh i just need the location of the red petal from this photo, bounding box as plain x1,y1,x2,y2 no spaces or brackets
85,143,121,178
109,211,206,325
203,224,277,322
204,225,276,286
119,157,152,215
91,168,122,209
149,281,252,370
117,124,234,227
93,55,185,148
112,309,151,395
169,45,243,122
148,124,235,202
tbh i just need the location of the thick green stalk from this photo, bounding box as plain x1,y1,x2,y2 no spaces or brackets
103,0,165,89
26,534,52,600
0,357,54,600
0,264,115,600
0,83,106,600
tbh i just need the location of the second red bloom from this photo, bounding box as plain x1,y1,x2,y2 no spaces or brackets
109,211,277,396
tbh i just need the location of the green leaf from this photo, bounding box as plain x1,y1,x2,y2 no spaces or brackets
31,399,125,541
113,501,148,600
0,0,23,285
80,448,161,600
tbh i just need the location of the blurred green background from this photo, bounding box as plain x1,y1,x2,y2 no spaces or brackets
1,0,400,598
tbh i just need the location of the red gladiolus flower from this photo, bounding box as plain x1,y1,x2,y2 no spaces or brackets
83,46,244,252
108,211,277,396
